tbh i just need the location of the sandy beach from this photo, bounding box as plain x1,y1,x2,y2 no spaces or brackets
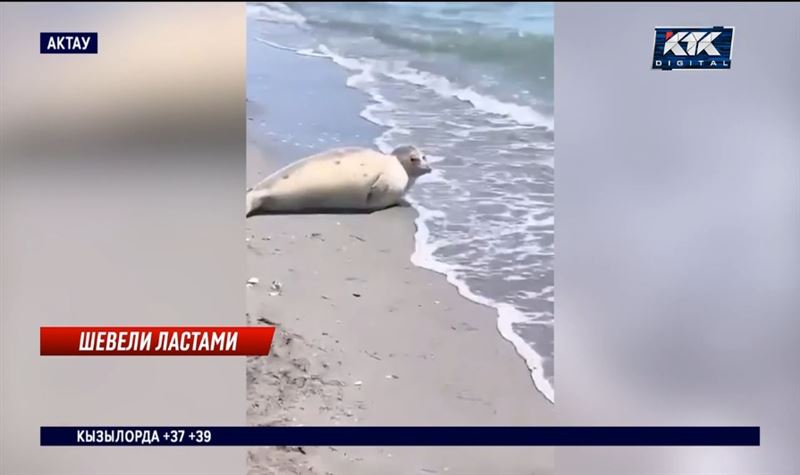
245,11,554,473
245,143,553,475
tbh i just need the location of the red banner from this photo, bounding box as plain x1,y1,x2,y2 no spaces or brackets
40,327,275,356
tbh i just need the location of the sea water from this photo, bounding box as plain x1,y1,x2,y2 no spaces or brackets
248,2,555,402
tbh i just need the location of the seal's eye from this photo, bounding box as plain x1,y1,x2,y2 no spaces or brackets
410,156,420,163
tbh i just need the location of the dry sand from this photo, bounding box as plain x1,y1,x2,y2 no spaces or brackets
245,147,554,475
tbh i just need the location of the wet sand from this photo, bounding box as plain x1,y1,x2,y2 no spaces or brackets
245,40,553,475
245,151,553,475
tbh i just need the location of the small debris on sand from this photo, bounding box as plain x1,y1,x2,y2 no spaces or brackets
246,277,259,287
352,292,361,298
349,234,366,242
269,280,283,296
353,380,363,386
385,374,398,380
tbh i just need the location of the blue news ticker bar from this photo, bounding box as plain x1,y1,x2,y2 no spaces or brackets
41,426,760,446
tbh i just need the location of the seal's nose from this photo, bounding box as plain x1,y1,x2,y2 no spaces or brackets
422,156,432,173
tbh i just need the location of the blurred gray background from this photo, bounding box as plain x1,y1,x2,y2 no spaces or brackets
1,2,799,474
555,2,799,474
1,3,246,474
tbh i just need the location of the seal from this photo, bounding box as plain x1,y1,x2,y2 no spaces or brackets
246,145,431,217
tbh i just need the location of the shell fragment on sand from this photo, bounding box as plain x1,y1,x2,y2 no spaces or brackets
269,280,283,296
246,277,260,287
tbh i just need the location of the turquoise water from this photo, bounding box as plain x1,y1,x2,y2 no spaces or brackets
380,2,554,35
249,2,555,402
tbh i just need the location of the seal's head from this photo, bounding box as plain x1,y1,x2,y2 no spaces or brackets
392,145,431,178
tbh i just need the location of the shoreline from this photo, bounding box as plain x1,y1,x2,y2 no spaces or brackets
407,200,555,403
246,33,554,474
245,204,554,475
249,33,554,404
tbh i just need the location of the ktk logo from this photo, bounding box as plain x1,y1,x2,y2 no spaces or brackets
663,31,721,56
653,26,734,71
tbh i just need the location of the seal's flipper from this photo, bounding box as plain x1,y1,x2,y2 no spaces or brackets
246,189,271,218
366,173,390,206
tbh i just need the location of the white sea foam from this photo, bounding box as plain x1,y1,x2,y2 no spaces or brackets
442,120,472,129
296,48,329,58
247,2,307,27
496,304,554,402
313,45,554,131
268,40,553,131
410,202,555,403
254,37,297,52
525,214,554,228
384,67,553,130
254,36,555,403
316,44,374,73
